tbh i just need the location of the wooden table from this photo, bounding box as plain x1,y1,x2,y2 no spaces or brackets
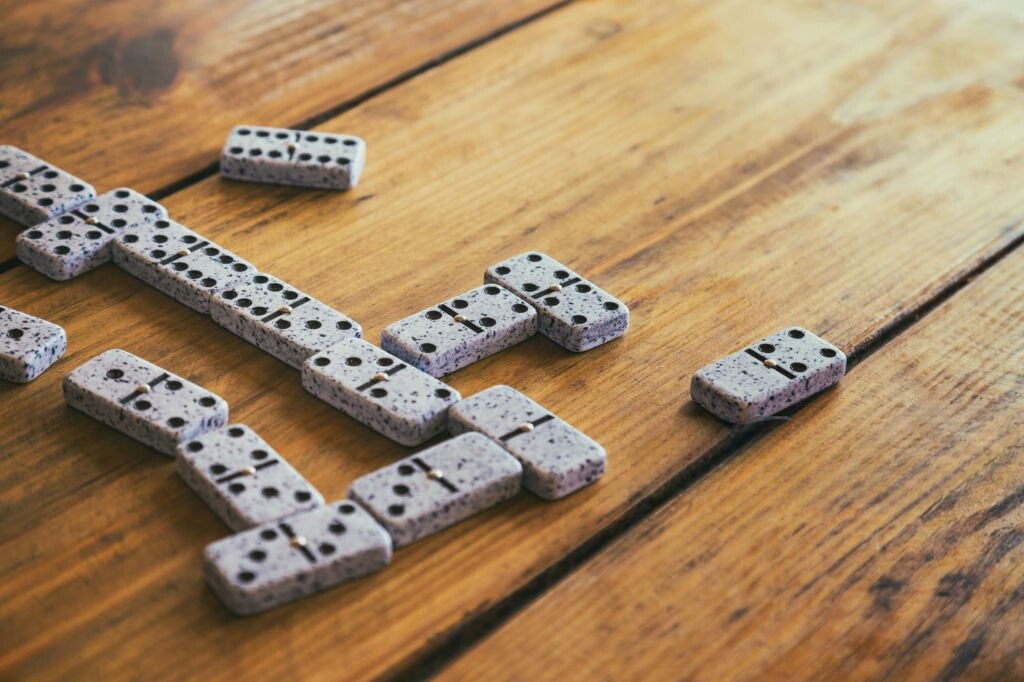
2,1,1022,679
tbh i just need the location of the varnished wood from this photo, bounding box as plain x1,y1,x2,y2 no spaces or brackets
1,0,1023,679
443,247,1024,682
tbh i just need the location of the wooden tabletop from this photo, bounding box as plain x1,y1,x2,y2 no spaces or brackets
1,1,1022,679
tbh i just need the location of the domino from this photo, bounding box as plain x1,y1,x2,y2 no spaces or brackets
302,338,460,446
203,499,392,615
484,252,628,352
690,326,847,423
211,272,362,370
0,145,95,226
220,125,366,190
176,424,325,531
112,219,256,314
63,348,229,456
0,306,67,383
447,385,606,500
380,284,537,377
16,188,167,281
348,432,522,548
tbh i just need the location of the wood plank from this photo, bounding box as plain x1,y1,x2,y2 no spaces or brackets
441,247,1024,682
2,0,1024,678
0,0,564,260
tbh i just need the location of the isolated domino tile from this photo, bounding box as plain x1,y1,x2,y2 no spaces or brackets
447,385,605,500
348,433,522,547
211,272,362,369
0,306,67,383
302,337,460,446
203,499,392,615
0,145,95,226
220,125,366,190
63,349,228,456
690,326,847,424
16,188,167,281
381,284,536,377
485,252,628,352
112,219,255,314
176,424,325,531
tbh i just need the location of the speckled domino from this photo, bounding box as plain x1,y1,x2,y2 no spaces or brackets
302,337,460,446
348,433,522,548
211,272,362,370
16,188,167,281
381,284,537,378
63,348,228,456
447,385,606,500
176,424,324,531
0,306,67,383
0,145,95,226
484,252,628,352
112,219,255,314
220,125,366,190
203,499,392,615
690,326,847,424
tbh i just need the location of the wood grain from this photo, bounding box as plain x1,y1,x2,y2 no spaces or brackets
1,0,1023,679
442,248,1024,682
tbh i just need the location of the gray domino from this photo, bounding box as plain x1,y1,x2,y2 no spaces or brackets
63,348,229,456
220,125,366,190
176,424,325,531
447,385,606,500
0,306,67,383
203,499,392,616
348,432,522,548
301,337,460,446
690,326,847,424
0,145,95,226
211,272,362,370
380,284,537,377
16,188,168,281
484,252,628,352
112,218,256,314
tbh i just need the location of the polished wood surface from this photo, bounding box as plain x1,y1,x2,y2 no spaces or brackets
1,0,1022,679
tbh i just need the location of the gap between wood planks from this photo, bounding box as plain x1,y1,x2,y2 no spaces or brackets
0,0,576,276
386,225,1024,681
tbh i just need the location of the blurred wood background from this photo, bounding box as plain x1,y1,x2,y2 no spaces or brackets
1,0,1022,679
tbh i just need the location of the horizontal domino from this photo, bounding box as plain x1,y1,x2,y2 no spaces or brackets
348,433,522,547
112,219,256,314
302,337,460,446
203,499,392,615
16,188,167,280
63,348,228,455
220,125,366,190
485,252,628,352
0,306,67,383
211,272,362,369
690,326,847,423
0,145,95,226
447,385,606,500
176,424,325,531
381,284,537,377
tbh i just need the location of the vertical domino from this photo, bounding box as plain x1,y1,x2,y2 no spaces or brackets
485,252,628,352
302,338,460,446
176,424,325,531
0,145,95,226
447,385,606,500
0,306,67,383
690,326,847,423
63,349,228,455
348,433,522,547
16,188,167,281
220,126,366,190
380,284,536,377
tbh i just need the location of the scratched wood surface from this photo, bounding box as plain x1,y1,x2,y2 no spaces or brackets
1,0,1023,680
445,246,1024,682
